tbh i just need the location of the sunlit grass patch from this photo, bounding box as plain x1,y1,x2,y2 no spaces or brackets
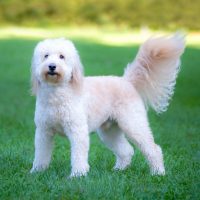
1,26,200,46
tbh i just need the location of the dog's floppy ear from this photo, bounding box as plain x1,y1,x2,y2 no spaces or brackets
30,47,40,96
70,53,84,90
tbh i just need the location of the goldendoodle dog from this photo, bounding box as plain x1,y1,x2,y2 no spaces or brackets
30,35,185,177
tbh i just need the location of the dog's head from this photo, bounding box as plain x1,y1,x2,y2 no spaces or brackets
31,38,83,95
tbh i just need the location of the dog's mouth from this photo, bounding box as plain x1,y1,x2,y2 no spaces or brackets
44,71,62,83
47,71,59,76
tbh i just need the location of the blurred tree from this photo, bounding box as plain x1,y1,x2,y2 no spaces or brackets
0,0,199,30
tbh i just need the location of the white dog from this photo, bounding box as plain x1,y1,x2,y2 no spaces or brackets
30,35,185,177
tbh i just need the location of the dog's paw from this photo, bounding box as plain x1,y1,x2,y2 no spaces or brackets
69,165,89,178
151,167,165,176
69,171,87,179
113,162,130,171
30,164,49,173
114,156,132,171
114,165,128,171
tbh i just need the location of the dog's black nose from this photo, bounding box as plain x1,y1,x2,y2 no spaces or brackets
49,64,56,71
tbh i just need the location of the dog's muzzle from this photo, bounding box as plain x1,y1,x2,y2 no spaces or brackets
48,63,58,76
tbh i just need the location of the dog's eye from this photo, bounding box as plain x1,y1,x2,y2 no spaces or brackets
59,54,65,59
44,54,49,59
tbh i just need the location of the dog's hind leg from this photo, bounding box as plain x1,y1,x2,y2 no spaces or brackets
97,121,134,170
117,101,165,175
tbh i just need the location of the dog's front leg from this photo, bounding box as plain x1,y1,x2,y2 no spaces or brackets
66,123,90,178
30,127,54,173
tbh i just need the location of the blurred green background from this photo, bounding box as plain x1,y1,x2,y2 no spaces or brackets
0,0,199,30
0,1,200,199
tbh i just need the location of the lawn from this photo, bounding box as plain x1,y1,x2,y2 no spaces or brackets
0,36,199,199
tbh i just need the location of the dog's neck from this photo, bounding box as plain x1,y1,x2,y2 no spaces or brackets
36,83,81,106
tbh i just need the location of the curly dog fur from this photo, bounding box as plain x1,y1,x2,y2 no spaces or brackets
30,35,185,177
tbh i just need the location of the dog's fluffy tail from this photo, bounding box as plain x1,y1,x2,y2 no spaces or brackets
124,34,185,113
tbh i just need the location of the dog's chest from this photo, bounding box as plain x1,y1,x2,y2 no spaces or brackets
46,106,66,127
36,102,73,134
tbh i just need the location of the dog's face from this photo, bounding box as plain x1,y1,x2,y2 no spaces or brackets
31,38,83,95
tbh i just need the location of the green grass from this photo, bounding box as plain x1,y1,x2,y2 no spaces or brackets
0,38,199,200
